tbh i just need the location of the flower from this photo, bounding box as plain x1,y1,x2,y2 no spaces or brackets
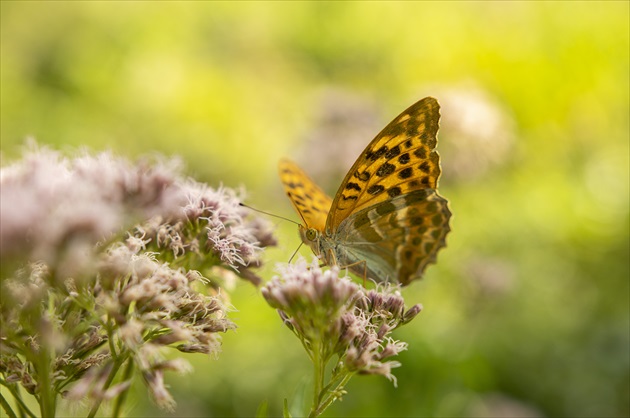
263,258,421,385
132,182,276,286
0,143,276,415
0,143,183,280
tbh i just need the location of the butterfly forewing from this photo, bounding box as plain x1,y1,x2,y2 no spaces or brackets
326,97,442,233
278,158,332,232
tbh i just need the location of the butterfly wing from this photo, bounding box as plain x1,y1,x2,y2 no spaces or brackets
335,189,451,285
279,97,450,285
326,97,443,233
278,158,332,232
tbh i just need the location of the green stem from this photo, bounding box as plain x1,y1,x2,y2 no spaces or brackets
36,345,54,417
86,355,127,418
308,341,325,418
1,383,36,418
112,357,134,418
312,372,353,416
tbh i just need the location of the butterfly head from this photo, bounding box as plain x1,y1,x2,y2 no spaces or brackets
298,225,322,256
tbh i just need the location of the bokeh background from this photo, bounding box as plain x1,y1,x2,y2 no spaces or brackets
1,2,628,417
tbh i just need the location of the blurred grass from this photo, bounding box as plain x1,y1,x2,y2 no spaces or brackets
1,1,628,417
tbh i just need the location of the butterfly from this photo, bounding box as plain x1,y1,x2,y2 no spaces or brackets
279,97,451,286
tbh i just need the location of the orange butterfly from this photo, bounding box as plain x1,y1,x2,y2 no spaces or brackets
279,97,451,285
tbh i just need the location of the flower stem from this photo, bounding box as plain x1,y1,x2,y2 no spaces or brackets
112,357,134,418
308,341,325,418
37,345,55,417
313,372,353,416
0,381,36,418
87,354,128,418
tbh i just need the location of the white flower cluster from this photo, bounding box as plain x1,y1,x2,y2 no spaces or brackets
262,258,422,387
0,143,276,415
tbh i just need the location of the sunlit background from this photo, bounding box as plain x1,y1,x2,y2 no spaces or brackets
1,2,628,417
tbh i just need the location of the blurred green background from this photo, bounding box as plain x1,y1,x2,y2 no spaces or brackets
1,1,628,417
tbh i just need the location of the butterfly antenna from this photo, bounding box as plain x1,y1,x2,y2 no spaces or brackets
287,191,310,227
240,202,306,265
239,203,301,226
288,241,304,263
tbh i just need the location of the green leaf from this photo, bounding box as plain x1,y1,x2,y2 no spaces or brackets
282,398,292,418
255,399,269,418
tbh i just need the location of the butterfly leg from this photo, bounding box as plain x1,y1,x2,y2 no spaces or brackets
327,250,367,287
340,259,368,287
325,248,339,268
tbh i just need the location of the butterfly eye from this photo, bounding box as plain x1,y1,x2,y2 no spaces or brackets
305,228,318,241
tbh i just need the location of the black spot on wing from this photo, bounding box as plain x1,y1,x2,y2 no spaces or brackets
289,192,304,202
398,167,413,179
385,145,401,159
367,146,389,162
414,147,427,159
387,187,402,198
367,184,385,195
345,182,362,192
354,171,370,181
376,162,396,177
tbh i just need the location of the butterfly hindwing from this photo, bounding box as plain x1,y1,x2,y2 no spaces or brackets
278,158,332,232
326,97,442,232
336,189,451,285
